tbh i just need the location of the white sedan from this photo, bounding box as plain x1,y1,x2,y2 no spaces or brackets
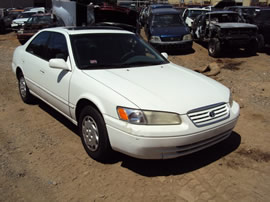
12,27,240,162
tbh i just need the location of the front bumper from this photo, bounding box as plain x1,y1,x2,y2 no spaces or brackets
150,40,193,51
104,101,240,159
221,36,257,47
11,23,23,30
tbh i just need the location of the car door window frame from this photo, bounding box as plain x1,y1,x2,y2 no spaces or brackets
26,31,50,60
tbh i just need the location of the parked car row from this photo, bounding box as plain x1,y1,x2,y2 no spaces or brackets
138,3,270,57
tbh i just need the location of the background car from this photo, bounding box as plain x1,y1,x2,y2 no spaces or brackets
252,8,270,51
182,8,210,29
141,4,173,27
224,6,260,23
12,26,239,162
144,8,193,51
17,13,65,44
0,9,23,33
11,10,44,30
191,11,258,57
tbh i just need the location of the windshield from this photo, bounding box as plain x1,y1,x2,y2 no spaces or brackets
209,13,244,23
18,12,36,18
152,14,184,27
71,33,168,69
27,15,52,24
188,10,207,18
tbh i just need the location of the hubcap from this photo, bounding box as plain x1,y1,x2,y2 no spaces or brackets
82,116,99,151
209,43,214,54
19,77,27,98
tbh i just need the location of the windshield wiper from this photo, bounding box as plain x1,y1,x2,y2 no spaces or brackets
80,61,163,69
80,63,121,69
121,61,163,67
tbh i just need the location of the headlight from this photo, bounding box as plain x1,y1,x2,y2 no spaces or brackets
117,107,181,125
17,30,24,34
229,92,233,107
183,34,192,41
150,36,161,42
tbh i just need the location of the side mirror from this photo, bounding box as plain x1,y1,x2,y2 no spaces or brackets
49,58,70,71
161,52,168,59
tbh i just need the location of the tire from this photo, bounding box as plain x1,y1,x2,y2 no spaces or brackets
79,106,112,162
245,39,258,55
208,38,221,58
257,34,265,52
18,73,34,104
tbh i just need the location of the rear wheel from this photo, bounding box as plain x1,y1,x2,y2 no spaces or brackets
18,73,34,104
208,38,221,58
79,106,112,162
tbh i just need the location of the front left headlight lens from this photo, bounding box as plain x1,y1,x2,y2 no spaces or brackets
150,36,161,42
117,107,181,125
183,34,192,41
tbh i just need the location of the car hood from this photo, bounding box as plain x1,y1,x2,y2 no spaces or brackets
151,25,189,36
214,22,257,29
13,18,28,23
82,63,229,114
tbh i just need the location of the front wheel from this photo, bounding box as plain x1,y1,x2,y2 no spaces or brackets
18,73,34,104
208,38,221,58
245,39,258,55
257,34,265,52
79,106,112,162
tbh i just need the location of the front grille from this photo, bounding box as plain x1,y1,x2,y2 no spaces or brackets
187,103,230,127
161,36,182,42
226,29,255,38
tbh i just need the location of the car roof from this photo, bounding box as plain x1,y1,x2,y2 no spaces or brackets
152,8,180,15
22,11,37,14
41,26,134,35
226,6,260,9
32,13,51,17
185,8,209,11
206,11,238,15
149,4,173,9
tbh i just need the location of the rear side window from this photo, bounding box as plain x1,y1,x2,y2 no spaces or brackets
26,31,50,60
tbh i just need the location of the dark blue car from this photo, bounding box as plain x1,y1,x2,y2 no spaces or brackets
144,8,193,51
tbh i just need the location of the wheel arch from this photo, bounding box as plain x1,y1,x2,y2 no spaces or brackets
15,67,23,80
75,98,103,123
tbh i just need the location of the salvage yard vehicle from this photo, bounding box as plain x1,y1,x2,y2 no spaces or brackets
12,27,239,162
17,13,65,44
11,11,41,30
252,8,270,51
224,6,260,23
182,8,210,29
192,11,258,57
144,8,193,51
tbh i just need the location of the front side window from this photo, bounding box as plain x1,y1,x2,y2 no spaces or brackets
47,32,68,61
26,31,50,59
71,33,168,69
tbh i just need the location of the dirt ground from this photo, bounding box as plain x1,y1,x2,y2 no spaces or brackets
0,32,270,202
